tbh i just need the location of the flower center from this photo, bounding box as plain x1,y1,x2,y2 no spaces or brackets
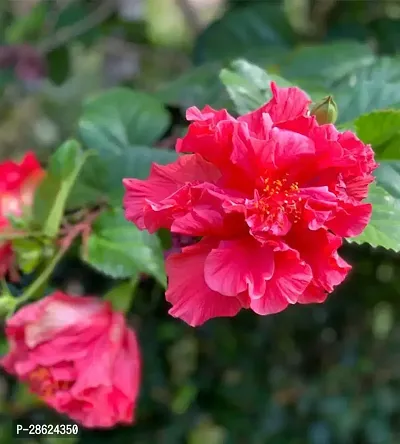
252,174,302,226
27,366,73,399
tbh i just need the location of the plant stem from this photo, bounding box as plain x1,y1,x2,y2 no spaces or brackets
38,0,115,53
16,246,67,307
14,207,104,309
0,231,44,241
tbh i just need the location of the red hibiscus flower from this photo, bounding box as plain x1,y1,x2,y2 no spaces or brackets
123,82,377,327
1,292,141,428
0,152,44,278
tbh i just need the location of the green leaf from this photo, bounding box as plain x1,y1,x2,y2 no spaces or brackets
189,419,226,444
172,384,198,415
82,208,166,286
75,87,174,207
66,165,105,210
0,292,17,318
33,140,93,236
355,56,400,83
33,174,62,227
79,88,171,155
355,110,400,160
193,3,295,65
220,59,292,115
333,58,400,123
230,59,293,92
374,161,400,200
219,69,266,116
325,21,371,43
350,182,400,251
104,277,139,313
54,1,100,46
280,42,375,87
48,139,84,178
69,146,177,208
12,238,43,274
156,63,231,110
219,59,329,116
5,1,47,43
370,18,400,55
0,68,16,90
46,46,70,85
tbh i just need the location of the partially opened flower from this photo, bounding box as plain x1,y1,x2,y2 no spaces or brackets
123,82,377,327
1,292,141,428
0,152,44,278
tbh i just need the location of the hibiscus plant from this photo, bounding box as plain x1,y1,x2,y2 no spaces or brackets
0,0,400,440
0,63,397,430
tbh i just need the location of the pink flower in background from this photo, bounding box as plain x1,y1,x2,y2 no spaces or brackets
0,216,14,277
1,292,141,428
123,82,377,327
0,152,44,278
0,151,44,218
0,45,46,82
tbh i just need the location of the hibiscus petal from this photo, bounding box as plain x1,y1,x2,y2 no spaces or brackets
204,237,275,298
266,82,312,123
165,239,247,326
185,105,234,123
338,131,377,175
239,82,311,131
177,106,236,167
327,201,372,237
237,108,274,139
298,283,328,304
270,127,315,170
0,151,42,193
287,227,351,297
300,186,338,230
144,182,243,237
123,154,220,231
230,123,275,180
344,175,375,201
230,123,314,181
250,246,312,315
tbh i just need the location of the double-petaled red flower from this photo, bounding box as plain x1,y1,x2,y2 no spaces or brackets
0,152,44,278
123,82,377,327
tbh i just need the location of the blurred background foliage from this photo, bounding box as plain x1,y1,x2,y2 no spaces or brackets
1,0,400,443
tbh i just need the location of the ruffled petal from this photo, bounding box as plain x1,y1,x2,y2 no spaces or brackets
204,237,275,298
123,154,220,231
300,186,338,230
327,201,372,237
230,122,315,183
230,122,275,183
176,106,236,167
250,245,312,315
287,228,351,300
238,81,311,131
165,239,247,326
269,127,315,171
143,182,245,237
338,131,377,175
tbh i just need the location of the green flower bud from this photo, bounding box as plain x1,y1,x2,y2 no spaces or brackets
0,293,16,317
310,96,338,125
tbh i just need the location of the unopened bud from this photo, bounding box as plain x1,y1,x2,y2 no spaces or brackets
310,96,338,125
0,293,16,317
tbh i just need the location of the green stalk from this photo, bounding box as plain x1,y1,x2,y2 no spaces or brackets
16,246,66,307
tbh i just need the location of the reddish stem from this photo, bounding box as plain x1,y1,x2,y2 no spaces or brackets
58,208,103,254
